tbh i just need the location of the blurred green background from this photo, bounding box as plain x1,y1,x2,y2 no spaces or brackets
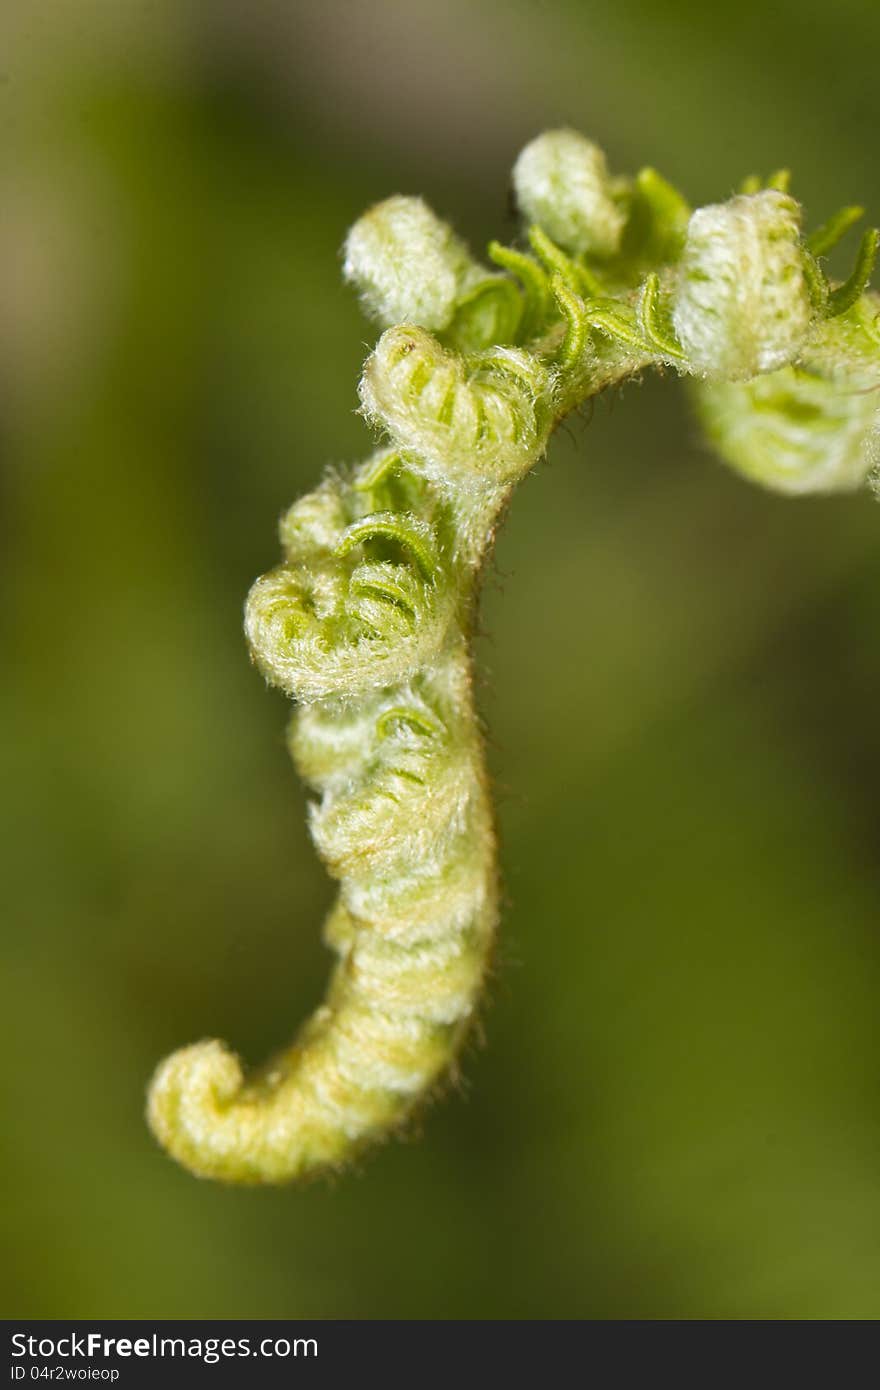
4,0,880,1320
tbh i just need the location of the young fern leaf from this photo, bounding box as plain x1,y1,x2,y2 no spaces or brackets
147,131,880,1184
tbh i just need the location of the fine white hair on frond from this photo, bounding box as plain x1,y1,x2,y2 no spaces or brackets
343,195,481,332
673,191,813,381
512,129,626,258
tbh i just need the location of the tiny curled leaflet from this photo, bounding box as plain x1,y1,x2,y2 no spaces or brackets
147,129,880,1184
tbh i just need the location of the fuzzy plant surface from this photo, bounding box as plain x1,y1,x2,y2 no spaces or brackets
147,130,880,1185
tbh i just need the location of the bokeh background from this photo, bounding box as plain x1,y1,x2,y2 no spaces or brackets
4,0,880,1319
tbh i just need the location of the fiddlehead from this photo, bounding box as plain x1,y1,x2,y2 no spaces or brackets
672,190,814,380
148,131,880,1184
694,296,880,495
692,227,880,494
